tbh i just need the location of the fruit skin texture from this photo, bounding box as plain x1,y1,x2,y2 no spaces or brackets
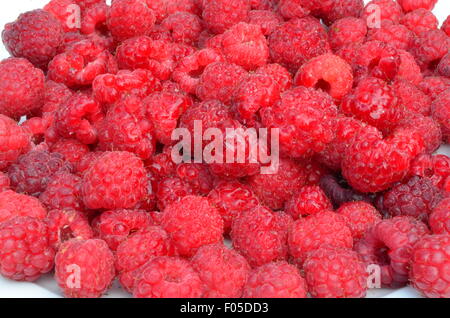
39,172,84,212
400,9,439,36
284,185,332,219
0,115,31,170
410,234,450,298
397,0,437,12
410,30,450,70
0,190,47,223
161,196,223,257
429,198,450,235
202,0,250,34
336,201,382,240
134,256,204,298
431,90,450,143
2,9,63,68
328,17,367,50
242,261,307,298
55,238,115,298
0,216,55,282
304,247,368,298
191,243,251,298
81,151,148,210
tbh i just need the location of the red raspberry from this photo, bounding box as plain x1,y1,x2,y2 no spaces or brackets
285,186,332,219
429,198,450,235
74,151,103,176
277,0,308,20
393,79,432,116
44,0,80,32
0,58,45,119
45,209,93,250
231,206,290,267
97,96,155,160
400,9,438,36
397,113,441,154
75,0,105,12
82,151,148,210
0,115,31,170
196,62,247,104
410,154,450,190
410,234,450,298
160,12,202,46
2,9,63,69
443,16,450,36
431,89,450,143
0,216,54,281
0,190,47,223
362,0,404,26
191,243,250,298
368,21,414,50
50,139,89,167
155,176,194,211
397,0,437,12
317,0,364,25
39,172,84,212
255,63,292,92
268,17,330,72
134,256,204,298
202,0,250,34
42,80,73,121
303,158,330,186
116,36,174,81
161,196,223,257
55,238,115,298
437,53,450,78
261,86,338,158
355,216,429,287
294,53,353,100
336,201,382,240
175,163,214,195
328,17,367,50
396,49,423,86
145,0,200,23
93,69,161,105
207,180,259,233
247,10,282,36
0,172,10,192
146,148,177,180
419,76,450,100
106,0,155,42
410,30,450,70
242,261,307,298
80,2,109,35
8,150,71,197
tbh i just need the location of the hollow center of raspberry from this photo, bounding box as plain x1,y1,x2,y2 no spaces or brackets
375,246,390,265
315,79,331,93
60,226,75,243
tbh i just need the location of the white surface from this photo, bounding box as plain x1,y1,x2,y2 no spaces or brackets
0,0,448,298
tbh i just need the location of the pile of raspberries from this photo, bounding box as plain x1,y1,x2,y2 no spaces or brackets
0,0,449,298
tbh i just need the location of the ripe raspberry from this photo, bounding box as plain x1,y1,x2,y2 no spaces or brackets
242,261,307,298
396,49,423,86
400,9,438,36
429,198,450,235
303,158,330,186
160,12,202,46
437,53,450,78
260,86,338,158
285,186,332,219
247,10,282,36
410,234,450,298
0,217,54,281
328,17,367,50
0,190,47,223
277,0,308,19
410,154,450,190
42,80,73,120
80,1,109,35
2,9,63,69
255,63,292,92
74,151,103,176
202,0,250,34
145,0,200,23
0,115,31,170
50,139,89,167
0,172,10,192
155,176,194,211
431,90,450,143
191,243,250,298
44,0,79,32
134,256,204,298
39,172,84,212
196,62,247,104
294,53,353,100
161,196,223,257
419,76,450,100
362,0,404,26
317,0,364,26
175,163,213,196
55,238,115,298
268,17,330,72
75,0,105,12
443,16,450,36
355,216,429,287
393,79,432,116
397,113,441,154
82,151,148,210
115,227,174,293
97,96,155,160
231,206,291,267
410,30,450,70
367,21,414,50
336,201,382,240
397,0,437,12
45,209,93,250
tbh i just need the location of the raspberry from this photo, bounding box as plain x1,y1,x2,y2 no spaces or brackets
2,9,63,69
82,151,148,210
0,217,54,281
160,12,202,46
362,0,404,26
196,61,247,104
355,216,429,287
368,21,414,50
74,151,103,176
393,79,432,116
294,53,353,100
42,80,73,120
8,150,71,197
0,58,45,119
50,139,89,167
0,115,31,170
285,186,332,219
242,261,307,298
410,30,450,70
0,190,47,223
231,206,290,267
255,63,292,92
106,0,155,42
268,17,330,72
410,154,450,190
437,53,450,77
303,158,330,186
396,49,423,86
247,10,282,36
336,201,382,240
260,86,338,158
410,234,450,298
44,0,79,32
155,176,194,211
431,90,450,143
277,0,309,20
175,163,213,196
39,172,84,212
429,198,450,235
328,17,367,50
55,93,103,145
145,0,200,23
80,2,109,35
97,96,155,160
318,0,364,26
93,69,161,105
134,256,204,298
443,16,450,36
397,0,437,12
207,180,260,233
202,0,250,34
397,113,441,154
161,196,223,257
400,9,438,36
45,209,93,250
0,172,10,192
55,238,115,298
419,76,450,100
144,91,192,145
75,0,105,12
191,243,250,298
